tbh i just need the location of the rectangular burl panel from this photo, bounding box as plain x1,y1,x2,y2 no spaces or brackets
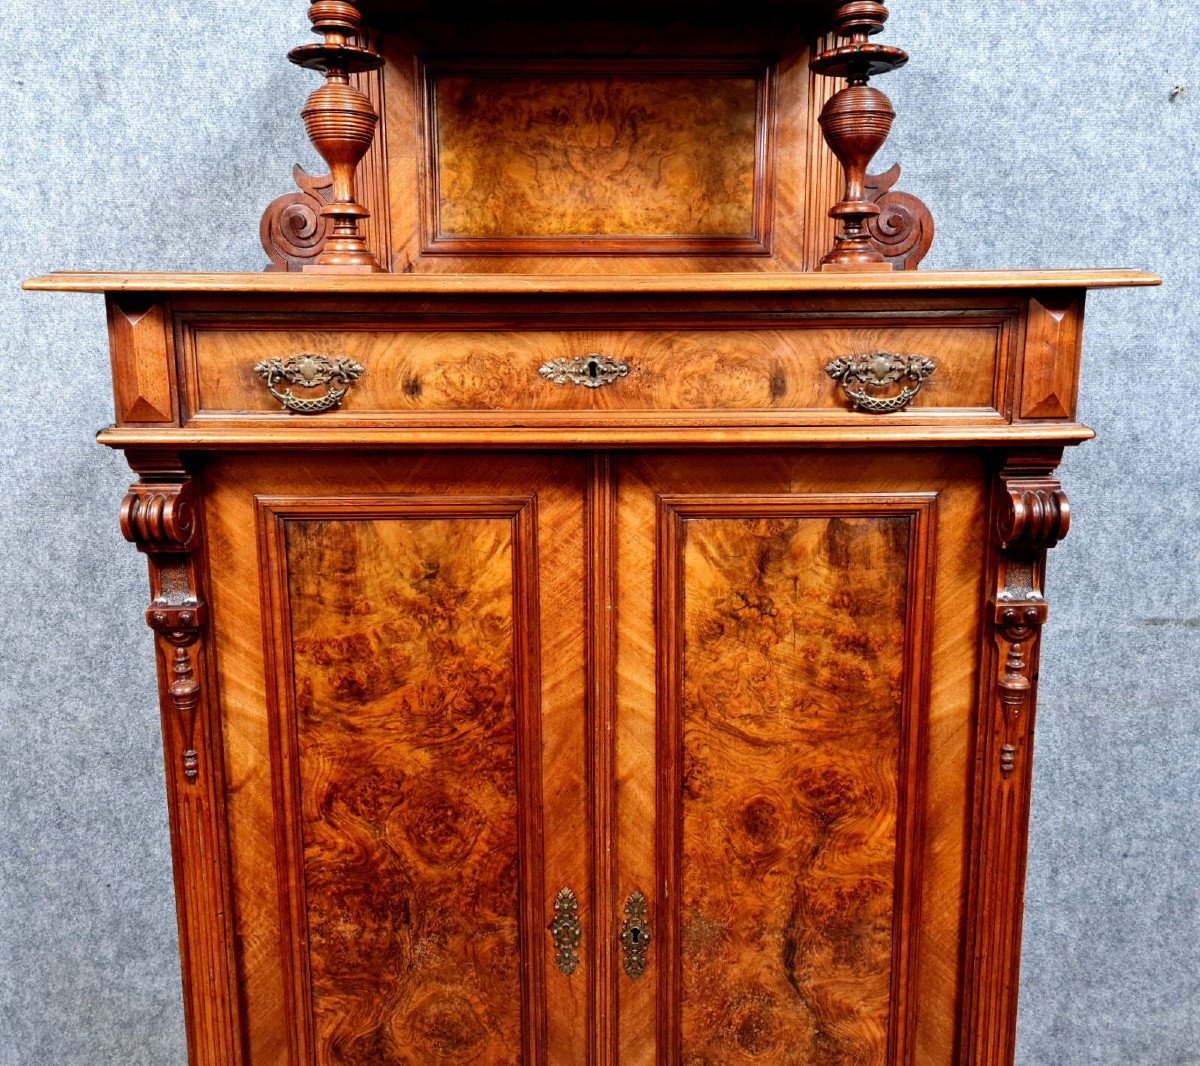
668,506,924,1064
281,514,528,1064
424,60,771,253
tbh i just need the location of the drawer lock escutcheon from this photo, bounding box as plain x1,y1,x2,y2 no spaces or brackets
826,351,936,414
539,354,630,389
253,354,365,414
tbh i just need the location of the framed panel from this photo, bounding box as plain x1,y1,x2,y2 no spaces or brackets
420,57,776,257
259,495,547,1065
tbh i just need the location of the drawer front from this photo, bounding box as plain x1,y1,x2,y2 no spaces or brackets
179,314,1013,423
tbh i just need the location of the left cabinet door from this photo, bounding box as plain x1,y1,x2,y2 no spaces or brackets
200,452,592,1066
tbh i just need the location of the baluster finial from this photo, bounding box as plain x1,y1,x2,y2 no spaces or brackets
811,1,909,271
288,2,384,272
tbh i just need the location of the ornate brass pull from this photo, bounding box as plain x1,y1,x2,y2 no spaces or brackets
550,887,581,977
254,354,365,414
539,354,630,389
825,351,936,414
620,890,650,979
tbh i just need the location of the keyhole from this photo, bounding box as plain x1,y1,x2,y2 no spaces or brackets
630,928,641,944
587,358,599,380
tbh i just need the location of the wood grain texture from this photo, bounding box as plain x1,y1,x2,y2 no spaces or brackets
25,269,1161,293
960,451,1068,1066
1019,295,1082,420
180,317,1009,421
121,453,242,1066
660,498,934,1065
423,59,770,254
616,452,984,1065
202,454,590,1066
107,299,176,423
276,508,533,1063
673,509,914,1063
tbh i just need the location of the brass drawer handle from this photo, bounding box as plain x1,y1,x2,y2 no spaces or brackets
550,887,581,977
254,354,365,414
620,890,650,979
539,354,630,389
826,351,936,414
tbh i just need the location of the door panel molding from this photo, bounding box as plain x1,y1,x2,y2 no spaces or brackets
257,494,547,1065
655,492,938,1066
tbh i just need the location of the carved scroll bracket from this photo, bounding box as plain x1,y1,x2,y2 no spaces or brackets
988,458,1069,780
120,466,208,785
117,455,241,1057
962,452,1068,1062
864,164,934,270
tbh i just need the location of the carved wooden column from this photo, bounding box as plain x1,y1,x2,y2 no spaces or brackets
810,1,909,270
120,452,241,1065
962,451,1071,1066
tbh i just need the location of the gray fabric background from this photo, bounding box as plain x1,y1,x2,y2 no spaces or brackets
1,2,1196,1063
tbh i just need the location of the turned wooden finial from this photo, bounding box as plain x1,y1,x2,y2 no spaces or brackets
288,2,384,273
811,1,909,271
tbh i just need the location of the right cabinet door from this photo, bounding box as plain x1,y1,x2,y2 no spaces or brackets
614,450,988,1065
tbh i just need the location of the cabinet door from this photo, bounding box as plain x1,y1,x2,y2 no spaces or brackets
614,451,987,1065
203,453,592,1066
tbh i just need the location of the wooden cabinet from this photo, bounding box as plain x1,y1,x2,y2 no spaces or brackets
25,269,1157,1065
170,442,987,1064
24,1,1157,1062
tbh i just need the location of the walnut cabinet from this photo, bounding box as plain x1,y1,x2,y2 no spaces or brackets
24,0,1156,1061
25,269,1158,1065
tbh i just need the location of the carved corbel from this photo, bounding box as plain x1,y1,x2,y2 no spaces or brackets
962,452,1070,1065
119,464,207,785
987,461,1069,776
118,454,240,1059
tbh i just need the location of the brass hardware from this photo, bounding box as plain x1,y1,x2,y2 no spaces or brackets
825,351,936,413
550,887,581,977
620,890,650,979
253,354,365,414
538,354,630,389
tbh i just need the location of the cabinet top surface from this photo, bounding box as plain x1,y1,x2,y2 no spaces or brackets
23,269,1159,296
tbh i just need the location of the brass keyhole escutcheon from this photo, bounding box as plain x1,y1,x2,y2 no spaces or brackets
620,890,650,979
538,353,631,389
550,887,581,977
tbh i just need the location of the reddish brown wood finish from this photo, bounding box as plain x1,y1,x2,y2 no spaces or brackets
809,2,910,270
120,452,242,1066
662,499,935,1063
612,451,990,1065
960,451,1070,1066
268,506,539,1063
25,2,1157,1061
287,2,385,272
107,299,176,423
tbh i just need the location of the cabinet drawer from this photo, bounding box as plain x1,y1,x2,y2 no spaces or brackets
179,313,1013,423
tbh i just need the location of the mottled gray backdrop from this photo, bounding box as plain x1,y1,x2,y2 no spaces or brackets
1,2,1196,1063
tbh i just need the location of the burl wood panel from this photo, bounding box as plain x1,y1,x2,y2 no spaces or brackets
181,317,1008,421
281,513,529,1064
424,60,769,253
676,512,913,1063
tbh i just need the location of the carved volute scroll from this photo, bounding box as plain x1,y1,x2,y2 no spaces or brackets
865,163,934,269
261,165,334,272
962,451,1072,1066
119,452,240,1063
810,1,910,271
287,2,384,272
